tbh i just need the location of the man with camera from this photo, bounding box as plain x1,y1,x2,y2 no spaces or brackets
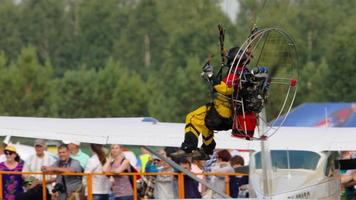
41,144,83,200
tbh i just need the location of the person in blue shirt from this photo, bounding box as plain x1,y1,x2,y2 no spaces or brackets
229,155,249,198
179,158,202,199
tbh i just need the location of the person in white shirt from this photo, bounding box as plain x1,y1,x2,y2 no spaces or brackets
84,144,111,200
210,149,234,199
19,139,56,199
154,149,175,199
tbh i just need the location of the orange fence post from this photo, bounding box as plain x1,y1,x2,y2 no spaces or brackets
87,173,93,200
42,173,47,200
225,175,230,196
178,173,185,199
133,173,137,200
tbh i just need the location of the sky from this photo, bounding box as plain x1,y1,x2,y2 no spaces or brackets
219,0,240,23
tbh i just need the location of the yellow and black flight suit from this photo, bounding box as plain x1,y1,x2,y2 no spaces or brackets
179,46,253,156
181,77,234,155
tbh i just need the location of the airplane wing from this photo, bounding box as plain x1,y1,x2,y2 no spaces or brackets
261,127,356,151
0,116,355,151
0,116,252,149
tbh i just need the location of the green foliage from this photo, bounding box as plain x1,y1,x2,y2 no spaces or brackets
78,0,125,69
148,56,209,122
323,14,356,101
0,0,355,122
157,0,233,68
51,67,98,117
113,0,166,76
110,69,149,117
0,0,22,61
296,59,329,103
94,58,123,117
0,47,53,115
171,56,210,119
18,0,75,70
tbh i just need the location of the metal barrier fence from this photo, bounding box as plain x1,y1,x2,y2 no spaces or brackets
0,171,247,200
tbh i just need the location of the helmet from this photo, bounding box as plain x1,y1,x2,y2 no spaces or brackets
226,46,250,67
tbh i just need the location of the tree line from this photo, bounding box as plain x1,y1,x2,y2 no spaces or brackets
0,0,355,122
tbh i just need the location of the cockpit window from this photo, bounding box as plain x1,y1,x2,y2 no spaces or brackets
255,150,320,170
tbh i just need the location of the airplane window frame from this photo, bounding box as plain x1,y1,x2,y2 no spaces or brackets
254,150,321,170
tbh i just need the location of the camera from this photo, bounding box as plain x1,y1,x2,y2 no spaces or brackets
23,176,36,187
52,183,66,193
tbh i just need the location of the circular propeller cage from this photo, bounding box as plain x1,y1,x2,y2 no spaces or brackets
227,28,299,140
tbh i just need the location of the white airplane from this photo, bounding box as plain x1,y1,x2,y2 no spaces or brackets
245,126,350,199
0,116,355,199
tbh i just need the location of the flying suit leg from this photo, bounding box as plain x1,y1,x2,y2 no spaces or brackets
201,100,231,155
181,105,211,153
201,131,216,155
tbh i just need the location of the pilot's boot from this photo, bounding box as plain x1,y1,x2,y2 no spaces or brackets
201,139,216,156
171,132,198,159
191,149,210,160
191,139,216,160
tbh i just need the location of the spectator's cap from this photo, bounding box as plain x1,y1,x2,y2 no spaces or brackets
34,139,46,147
4,145,16,153
63,140,80,146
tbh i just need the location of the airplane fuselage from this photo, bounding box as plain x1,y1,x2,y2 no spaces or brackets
249,150,340,199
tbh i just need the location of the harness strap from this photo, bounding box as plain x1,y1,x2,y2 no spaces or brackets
185,123,200,138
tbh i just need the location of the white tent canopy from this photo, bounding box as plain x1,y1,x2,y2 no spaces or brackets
0,116,355,151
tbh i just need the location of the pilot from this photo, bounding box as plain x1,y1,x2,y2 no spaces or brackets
172,47,268,160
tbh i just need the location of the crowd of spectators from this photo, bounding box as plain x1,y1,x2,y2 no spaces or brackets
0,139,356,200
1,140,354,200
0,140,251,200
